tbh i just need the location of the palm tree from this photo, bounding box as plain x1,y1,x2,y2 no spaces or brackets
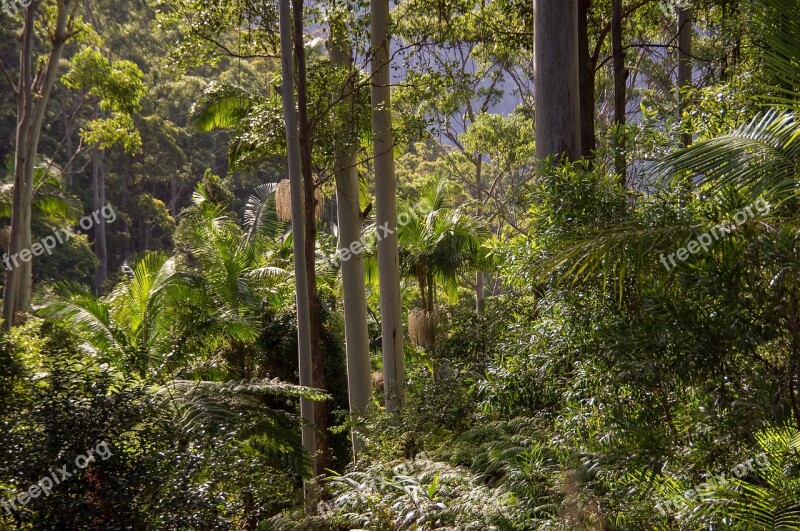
397,179,486,313
37,252,186,378
173,179,294,379
38,180,291,381
383,179,486,349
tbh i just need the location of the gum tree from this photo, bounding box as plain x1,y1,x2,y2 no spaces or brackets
370,0,405,412
61,47,145,292
2,0,80,328
328,8,372,455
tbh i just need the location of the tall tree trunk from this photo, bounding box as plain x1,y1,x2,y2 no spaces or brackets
370,0,405,413
474,154,485,315
278,0,317,476
577,0,595,159
291,0,328,475
677,7,693,148
612,0,626,184
92,147,107,293
534,0,581,162
329,21,372,456
4,0,71,329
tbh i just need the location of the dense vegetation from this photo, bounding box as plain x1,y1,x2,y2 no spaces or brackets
2,0,800,529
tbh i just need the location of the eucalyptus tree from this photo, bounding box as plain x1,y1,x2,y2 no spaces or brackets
279,0,317,471
534,0,581,162
328,9,372,454
612,0,626,181
290,0,330,467
370,0,405,411
61,47,146,292
2,0,81,327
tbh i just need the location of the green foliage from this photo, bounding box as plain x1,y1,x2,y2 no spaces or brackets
62,47,146,154
7,0,800,528
393,178,488,310
0,320,309,529
628,426,800,529
276,458,520,530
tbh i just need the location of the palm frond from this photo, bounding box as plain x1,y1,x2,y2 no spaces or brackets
153,378,329,476
190,82,253,133
653,110,800,198
753,0,800,109
531,222,694,287
36,282,122,355
243,183,283,244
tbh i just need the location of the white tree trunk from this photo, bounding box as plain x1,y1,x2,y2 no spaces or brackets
474,155,484,315
370,0,405,413
534,0,581,162
278,0,317,474
329,24,373,455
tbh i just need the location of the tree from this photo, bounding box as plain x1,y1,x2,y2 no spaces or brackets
291,0,329,474
61,47,145,293
612,0,626,182
577,0,595,159
329,11,372,455
39,253,186,378
677,6,693,148
534,0,581,162
278,0,317,473
3,0,78,328
397,180,485,314
576,0,659,161
370,0,405,412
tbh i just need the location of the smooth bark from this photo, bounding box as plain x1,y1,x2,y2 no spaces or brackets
534,0,581,162
329,22,372,456
4,0,71,328
291,0,329,474
370,0,405,412
278,0,317,474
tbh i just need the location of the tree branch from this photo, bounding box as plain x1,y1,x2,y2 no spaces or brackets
0,60,16,96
